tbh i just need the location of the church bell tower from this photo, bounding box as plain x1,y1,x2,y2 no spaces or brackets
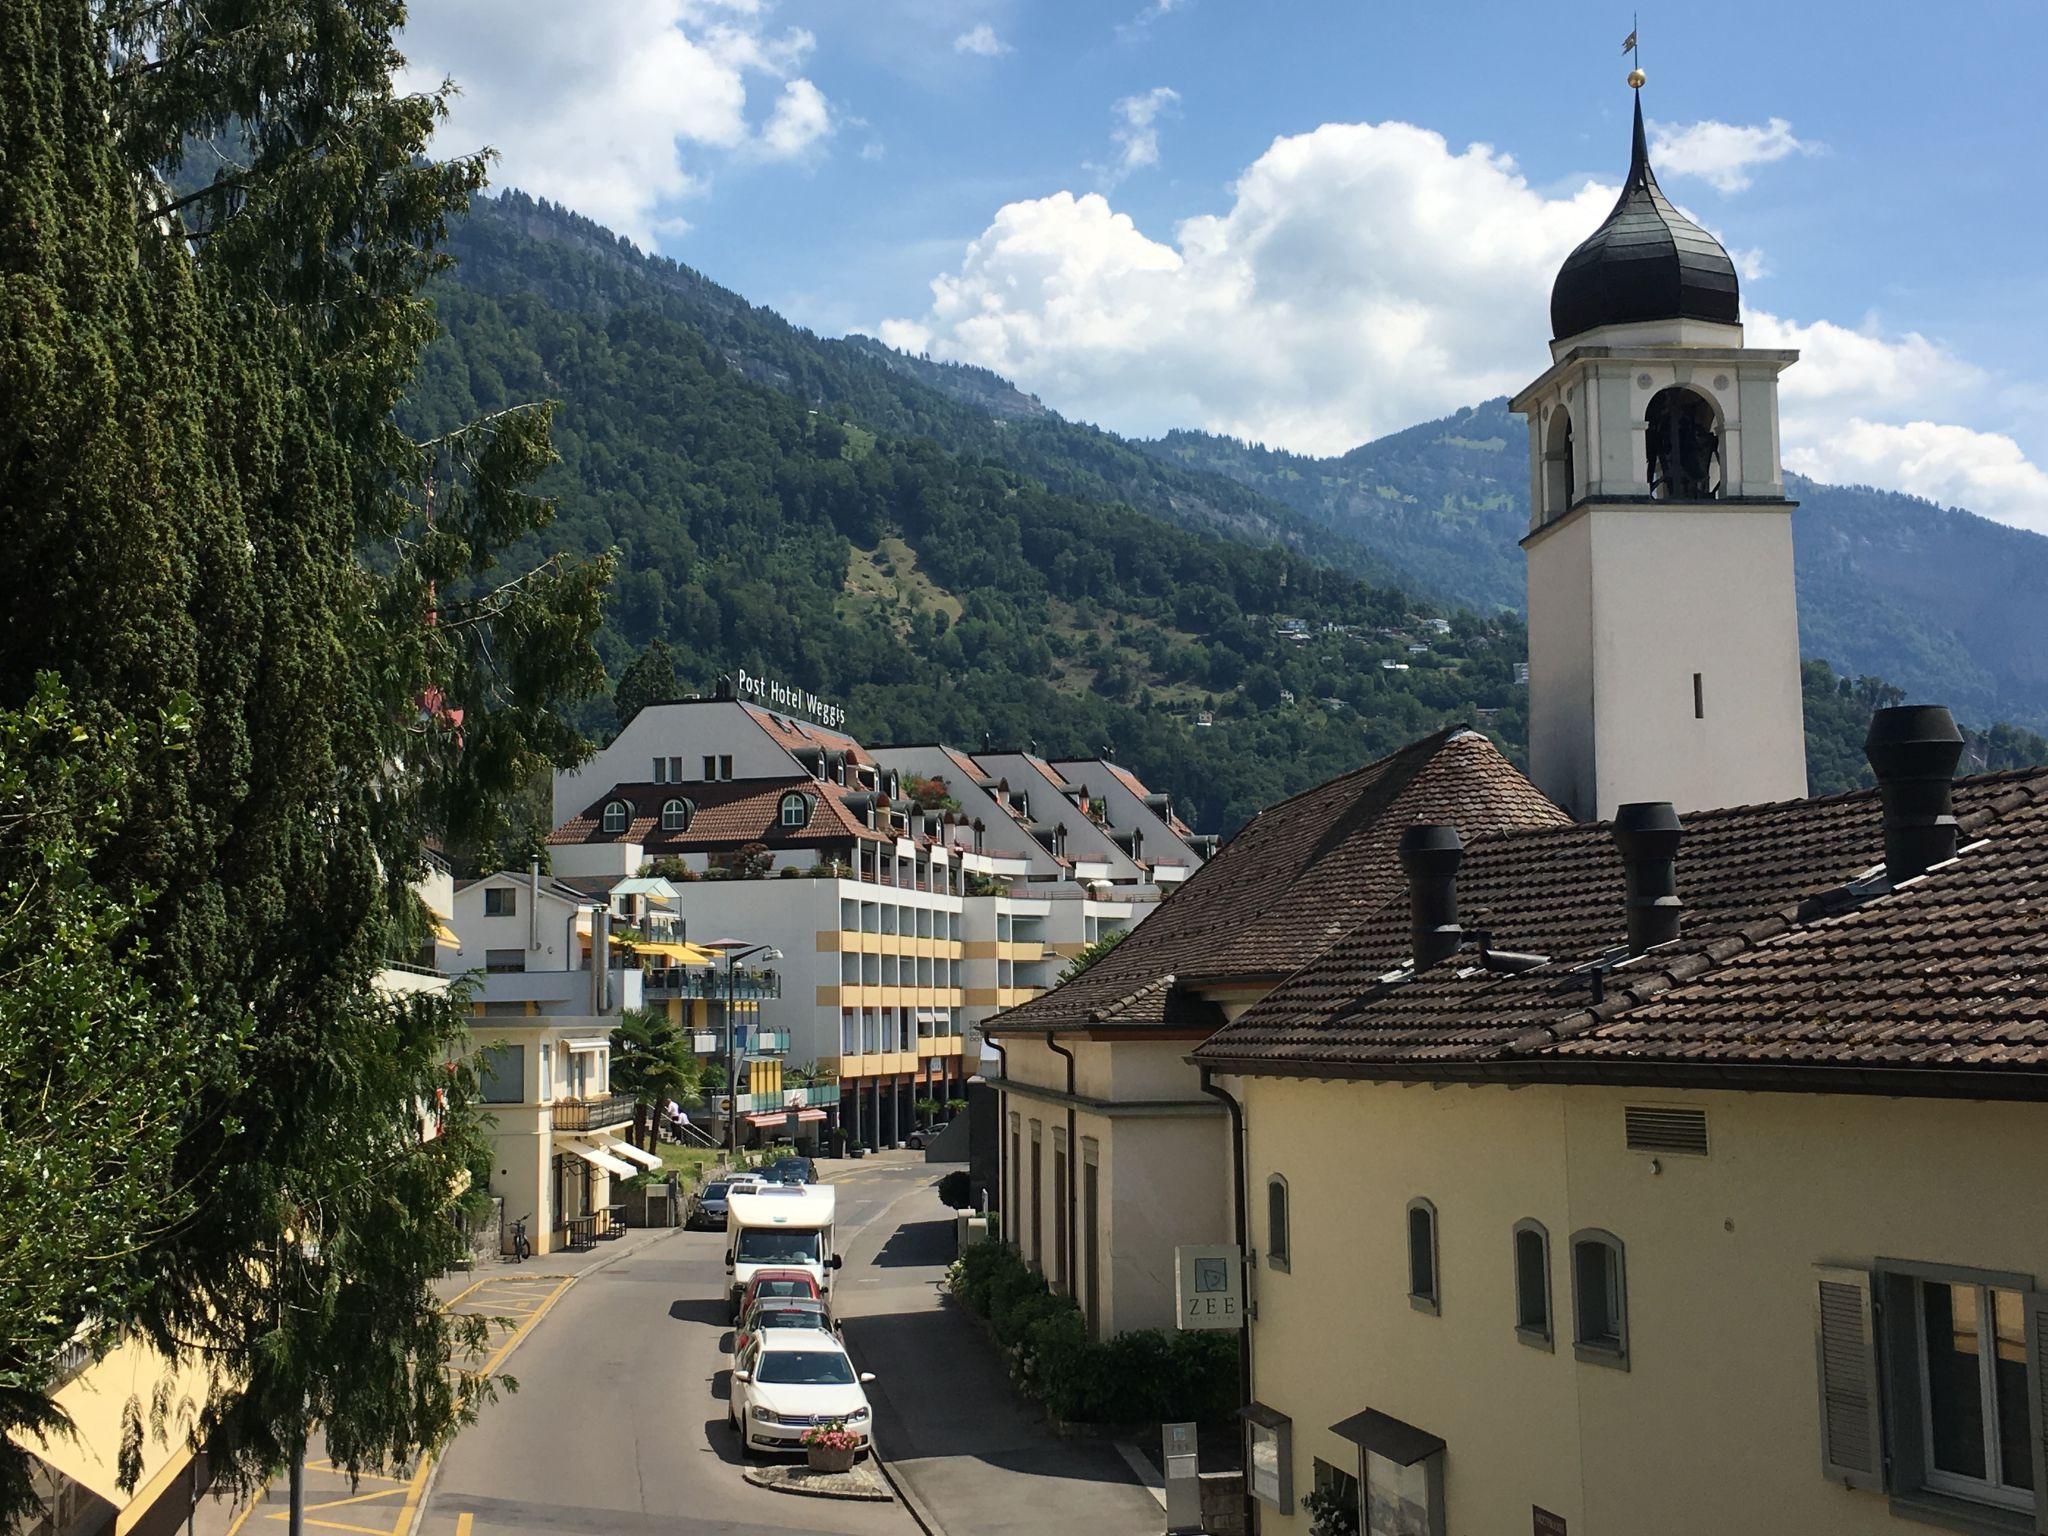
1511,74,1806,822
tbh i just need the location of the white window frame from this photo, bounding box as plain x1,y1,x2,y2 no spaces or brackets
1266,1174,1290,1273
781,793,811,828
1913,1278,2035,1513
1407,1197,1440,1315
1571,1228,1629,1369
662,798,691,832
1513,1218,1553,1348
601,800,629,834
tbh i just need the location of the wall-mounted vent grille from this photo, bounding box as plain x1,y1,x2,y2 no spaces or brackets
1624,1106,1709,1156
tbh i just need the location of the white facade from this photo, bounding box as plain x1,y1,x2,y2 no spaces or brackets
1512,320,1808,820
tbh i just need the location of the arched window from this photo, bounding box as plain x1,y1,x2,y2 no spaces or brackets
780,792,813,829
1407,1198,1439,1313
1543,405,1575,521
1266,1175,1291,1272
661,798,692,832
601,800,629,834
1645,386,1722,501
1513,1219,1552,1346
1571,1228,1629,1367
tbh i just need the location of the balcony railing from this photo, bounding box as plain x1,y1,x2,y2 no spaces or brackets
553,1093,636,1132
640,967,782,1001
690,1028,792,1058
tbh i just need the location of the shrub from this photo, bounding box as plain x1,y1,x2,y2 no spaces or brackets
936,1170,972,1208
942,1239,1239,1427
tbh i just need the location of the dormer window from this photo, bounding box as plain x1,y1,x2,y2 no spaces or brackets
661,798,693,832
780,792,813,829
601,800,629,834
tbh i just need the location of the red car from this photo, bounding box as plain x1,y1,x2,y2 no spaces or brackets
736,1267,824,1323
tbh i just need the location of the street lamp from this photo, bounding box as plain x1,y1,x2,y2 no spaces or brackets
703,939,781,1152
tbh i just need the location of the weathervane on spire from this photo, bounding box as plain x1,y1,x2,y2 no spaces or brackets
1623,17,1645,89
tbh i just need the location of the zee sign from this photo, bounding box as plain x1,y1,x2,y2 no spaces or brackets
1174,1244,1243,1331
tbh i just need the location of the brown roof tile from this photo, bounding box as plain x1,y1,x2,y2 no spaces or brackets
1195,768,2048,1087
986,728,1567,1036
548,777,884,852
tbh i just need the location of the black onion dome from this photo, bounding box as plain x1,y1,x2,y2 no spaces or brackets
1549,94,1741,341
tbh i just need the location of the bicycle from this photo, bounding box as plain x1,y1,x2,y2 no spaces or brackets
508,1213,532,1263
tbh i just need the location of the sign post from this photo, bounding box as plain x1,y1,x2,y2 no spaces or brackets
1163,1421,1202,1535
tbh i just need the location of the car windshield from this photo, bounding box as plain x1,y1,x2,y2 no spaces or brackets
703,1183,730,1199
738,1228,822,1264
751,1279,814,1301
756,1350,857,1386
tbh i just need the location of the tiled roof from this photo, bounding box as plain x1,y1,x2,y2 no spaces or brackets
1195,769,2048,1086
548,777,884,851
986,728,1567,1035
740,704,873,767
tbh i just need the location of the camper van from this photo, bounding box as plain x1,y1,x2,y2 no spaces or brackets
726,1185,838,1320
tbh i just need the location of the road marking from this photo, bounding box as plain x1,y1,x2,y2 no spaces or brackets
220,1272,577,1536
453,1517,473,1536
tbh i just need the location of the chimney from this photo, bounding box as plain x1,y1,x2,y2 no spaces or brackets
1865,704,1964,881
1612,801,1684,954
1398,824,1464,969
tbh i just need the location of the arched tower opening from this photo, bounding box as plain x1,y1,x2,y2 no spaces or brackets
1542,406,1576,520
1644,386,1721,501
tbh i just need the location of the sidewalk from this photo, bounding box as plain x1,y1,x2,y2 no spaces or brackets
834,1180,1161,1536
190,1221,680,1536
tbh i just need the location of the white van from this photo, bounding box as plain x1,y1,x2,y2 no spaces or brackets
726,1185,838,1320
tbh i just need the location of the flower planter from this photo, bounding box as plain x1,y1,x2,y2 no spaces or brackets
806,1442,856,1473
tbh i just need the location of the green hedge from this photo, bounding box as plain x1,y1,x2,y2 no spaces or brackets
945,1240,1238,1426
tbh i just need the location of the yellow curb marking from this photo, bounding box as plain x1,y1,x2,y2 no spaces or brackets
222,1273,577,1536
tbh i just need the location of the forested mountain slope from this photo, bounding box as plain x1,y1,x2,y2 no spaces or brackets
414,201,1523,834
1147,400,2048,732
414,192,2042,837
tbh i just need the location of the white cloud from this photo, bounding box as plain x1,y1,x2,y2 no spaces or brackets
953,23,1008,56
887,118,2048,532
759,77,833,158
1097,86,1180,185
1119,0,1188,38
1785,420,2048,534
1648,116,1814,193
397,0,833,247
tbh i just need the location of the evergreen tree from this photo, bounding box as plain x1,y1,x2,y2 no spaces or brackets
614,639,682,733
1,0,609,1513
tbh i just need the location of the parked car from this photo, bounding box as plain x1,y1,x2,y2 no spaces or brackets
735,1266,825,1324
689,1180,738,1231
728,1332,876,1458
766,1155,815,1184
733,1297,833,1356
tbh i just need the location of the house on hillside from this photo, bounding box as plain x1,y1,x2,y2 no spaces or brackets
983,726,1567,1338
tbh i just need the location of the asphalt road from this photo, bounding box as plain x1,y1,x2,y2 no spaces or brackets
412,1160,931,1536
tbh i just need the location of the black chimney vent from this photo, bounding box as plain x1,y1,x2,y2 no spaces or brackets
1398,824,1464,969
1612,801,1684,955
1865,705,1964,881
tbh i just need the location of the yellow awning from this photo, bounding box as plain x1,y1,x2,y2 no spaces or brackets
431,919,459,947
15,1334,209,1511
629,939,718,965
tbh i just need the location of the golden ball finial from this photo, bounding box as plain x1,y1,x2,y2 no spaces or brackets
1627,66,1647,89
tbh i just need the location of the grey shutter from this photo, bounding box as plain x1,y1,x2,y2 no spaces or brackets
1813,1265,1883,1490
2026,1289,2048,1534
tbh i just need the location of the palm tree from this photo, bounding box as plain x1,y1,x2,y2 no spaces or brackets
610,1007,701,1152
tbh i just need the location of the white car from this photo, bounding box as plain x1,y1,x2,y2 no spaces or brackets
728,1331,876,1458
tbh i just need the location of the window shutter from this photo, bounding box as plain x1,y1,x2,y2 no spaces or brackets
2026,1290,2048,1535
1812,1266,1883,1491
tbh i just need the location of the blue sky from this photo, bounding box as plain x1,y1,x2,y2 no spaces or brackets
399,0,2048,530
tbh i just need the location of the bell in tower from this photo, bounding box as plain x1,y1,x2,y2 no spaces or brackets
1510,69,1807,821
